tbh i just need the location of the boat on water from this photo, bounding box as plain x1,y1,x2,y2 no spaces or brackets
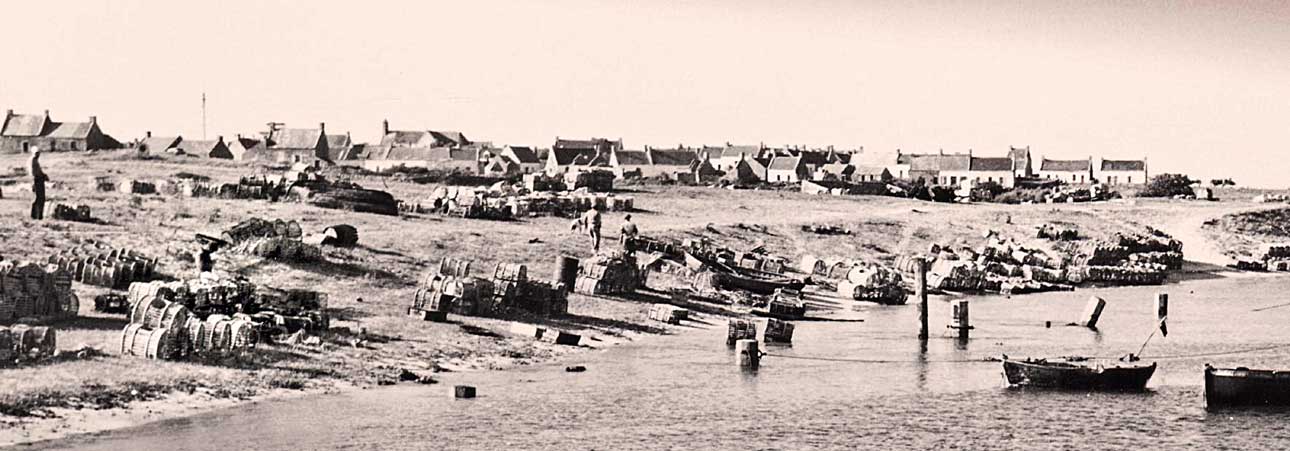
1204,365,1290,408
685,251,806,295
1002,357,1157,391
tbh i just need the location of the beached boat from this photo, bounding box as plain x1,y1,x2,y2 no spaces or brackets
1002,357,1156,390
685,251,806,295
1204,365,1290,408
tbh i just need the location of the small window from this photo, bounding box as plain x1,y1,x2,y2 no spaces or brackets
69,141,77,151
1127,176,1132,184
22,142,29,152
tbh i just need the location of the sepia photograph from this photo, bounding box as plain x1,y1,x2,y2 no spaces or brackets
1,1,1289,449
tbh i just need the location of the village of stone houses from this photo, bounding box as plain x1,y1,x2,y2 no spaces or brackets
0,106,1287,444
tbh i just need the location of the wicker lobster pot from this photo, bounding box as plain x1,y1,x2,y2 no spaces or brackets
11,325,56,359
494,263,528,283
0,328,13,361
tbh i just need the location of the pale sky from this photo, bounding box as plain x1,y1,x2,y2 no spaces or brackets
1,1,1286,185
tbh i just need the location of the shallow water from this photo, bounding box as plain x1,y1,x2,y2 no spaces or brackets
40,275,1290,450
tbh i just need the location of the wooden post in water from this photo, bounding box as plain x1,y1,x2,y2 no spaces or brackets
736,339,760,370
1156,292,1168,337
916,257,929,340
949,299,972,339
1080,296,1107,328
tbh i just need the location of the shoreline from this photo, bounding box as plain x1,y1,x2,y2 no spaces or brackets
2,262,1266,448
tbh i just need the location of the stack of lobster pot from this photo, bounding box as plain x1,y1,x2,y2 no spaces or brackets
763,318,795,344
727,319,757,346
648,304,688,325
0,324,57,362
518,280,568,316
121,296,194,360
573,252,641,296
412,258,495,318
0,262,78,322
249,288,331,331
48,245,159,289
45,203,93,222
491,262,528,306
222,218,321,263
195,314,259,354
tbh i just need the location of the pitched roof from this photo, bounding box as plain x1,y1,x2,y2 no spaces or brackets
1,114,48,137
910,154,969,171
174,139,223,156
45,121,94,139
1101,159,1145,171
268,128,323,149
798,150,832,166
327,134,352,150
969,157,1013,172
768,156,803,171
819,163,854,175
505,146,541,164
430,131,469,146
853,165,888,176
721,145,761,159
649,149,696,166
554,138,619,151
448,148,478,161
382,130,433,147
550,148,599,166
615,150,650,166
140,136,181,153
1039,158,1091,172
336,143,370,160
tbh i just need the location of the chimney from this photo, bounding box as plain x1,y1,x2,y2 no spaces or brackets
382,119,389,135
89,116,97,125
43,109,49,117
216,135,224,143
319,122,325,132
4,109,11,118
145,131,152,138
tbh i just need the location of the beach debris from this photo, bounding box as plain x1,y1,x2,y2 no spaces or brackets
801,224,851,235
565,365,587,373
1037,223,1079,241
553,331,581,346
0,262,78,322
454,385,477,399
1079,296,1108,328
648,304,688,325
94,293,130,314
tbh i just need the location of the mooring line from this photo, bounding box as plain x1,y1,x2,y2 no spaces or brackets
763,342,1290,364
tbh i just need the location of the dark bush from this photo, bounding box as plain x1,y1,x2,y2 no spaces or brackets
1138,174,1197,198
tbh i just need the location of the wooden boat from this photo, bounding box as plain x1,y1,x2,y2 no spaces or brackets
1002,357,1156,391
685,252,805,295
1205,365,1290,408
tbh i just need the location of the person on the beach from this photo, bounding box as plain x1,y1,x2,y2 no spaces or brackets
29,147,47,220
620,214,639,254
579,207,602,253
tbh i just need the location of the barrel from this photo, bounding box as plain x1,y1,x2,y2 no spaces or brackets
550,255,579,287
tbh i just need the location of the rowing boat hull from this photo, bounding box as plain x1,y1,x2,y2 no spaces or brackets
1003,359,1156,391
1205,366,1290,408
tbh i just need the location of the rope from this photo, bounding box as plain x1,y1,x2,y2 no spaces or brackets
762,342,1290,364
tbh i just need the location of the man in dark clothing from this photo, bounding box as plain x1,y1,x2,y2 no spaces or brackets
194,234,227,277
620,214,639,255
29,148,47,220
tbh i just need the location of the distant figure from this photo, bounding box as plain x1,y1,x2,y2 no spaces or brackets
28,147,47,220
194,234,227,277
579,207,602,253
620,214,639,254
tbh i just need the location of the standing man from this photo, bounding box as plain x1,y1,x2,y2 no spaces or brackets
579,206,602,253
620,214,639,255
194,234,227,278
29,147,47,220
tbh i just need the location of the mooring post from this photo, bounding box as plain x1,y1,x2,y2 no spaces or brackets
736,338,760,370
916,257,929,340
1080,296,1107,328
1156,292,1168,336
949,299,971,339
